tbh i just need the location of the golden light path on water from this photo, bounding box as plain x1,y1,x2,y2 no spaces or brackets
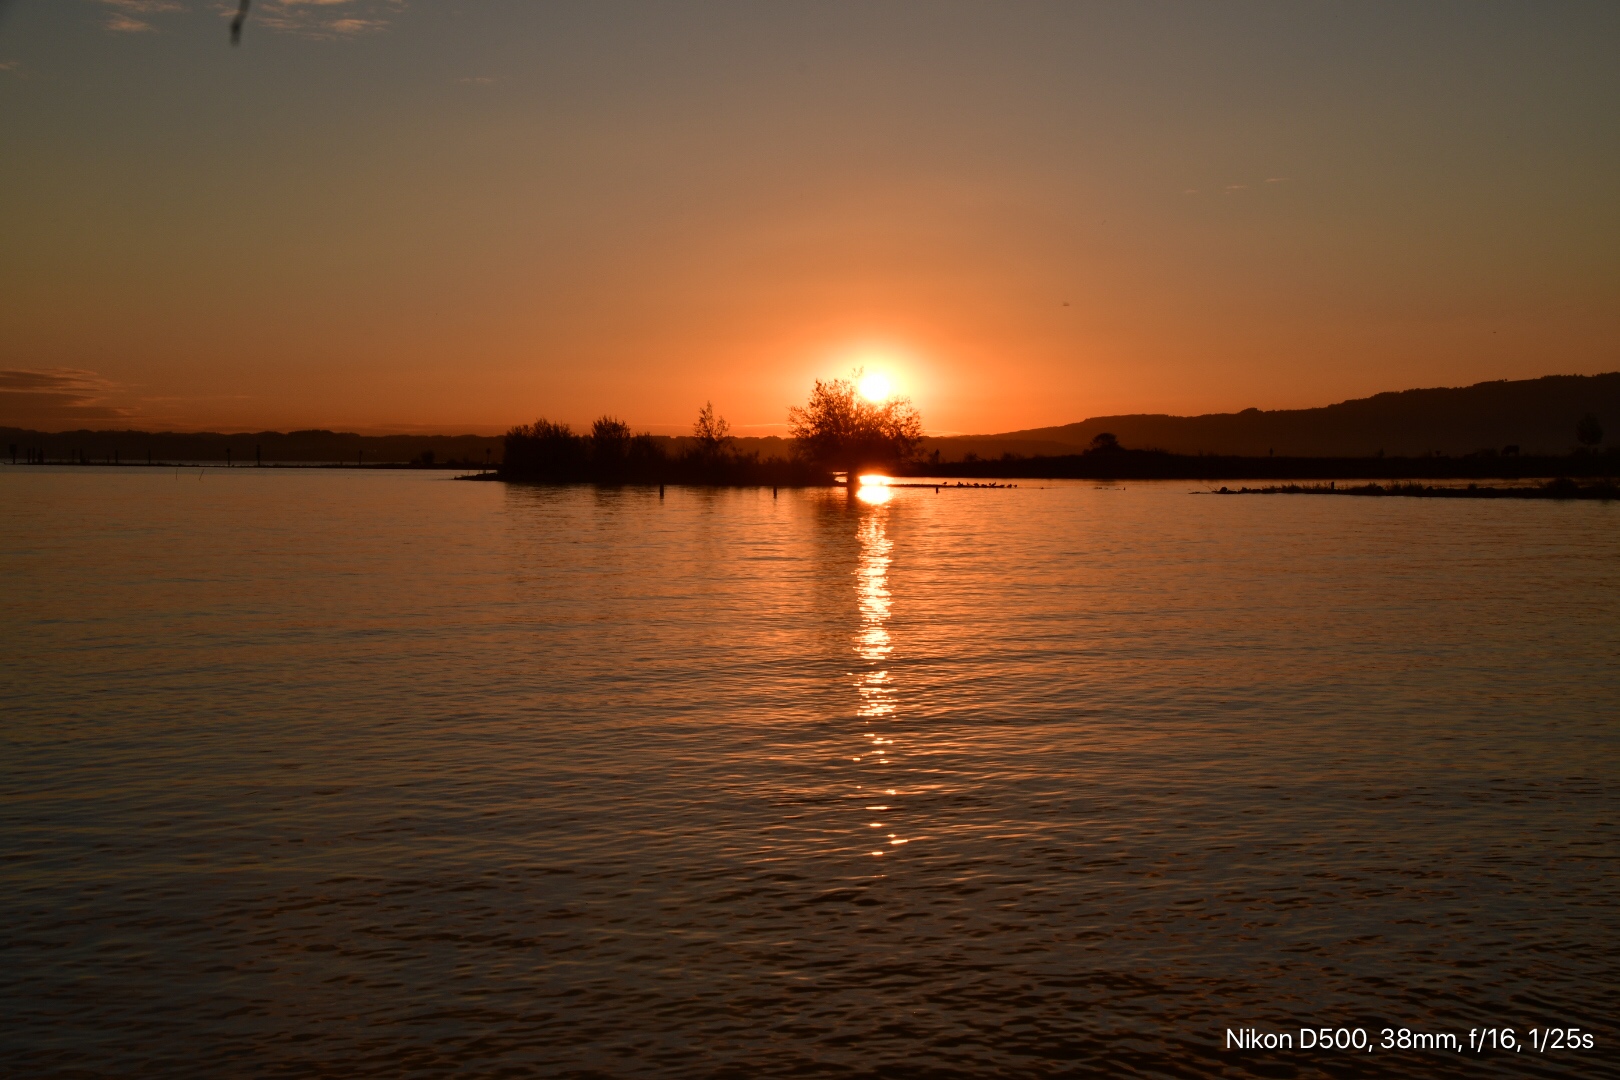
853,477,906,856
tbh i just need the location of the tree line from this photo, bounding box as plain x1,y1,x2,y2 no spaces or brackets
501,372,923,484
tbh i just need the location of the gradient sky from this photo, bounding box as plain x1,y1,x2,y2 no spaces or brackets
1,1,1616,434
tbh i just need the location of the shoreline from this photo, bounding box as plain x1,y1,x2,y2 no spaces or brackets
1208,479,1618,500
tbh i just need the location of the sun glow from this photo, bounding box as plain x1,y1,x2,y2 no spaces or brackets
856,474,894,505
857,371,894,402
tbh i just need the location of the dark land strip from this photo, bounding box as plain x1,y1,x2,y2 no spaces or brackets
1208,479,1619,500
897,448,1619,484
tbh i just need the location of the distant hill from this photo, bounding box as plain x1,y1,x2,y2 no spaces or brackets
922,373,1619,460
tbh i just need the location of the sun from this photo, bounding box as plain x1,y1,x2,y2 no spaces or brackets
857,371,894,402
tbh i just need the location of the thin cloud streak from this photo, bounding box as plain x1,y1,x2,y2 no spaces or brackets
97,0,184,34
0,369,133,425
225,0,399,39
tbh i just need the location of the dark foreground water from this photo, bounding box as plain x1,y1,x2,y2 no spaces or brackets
2,468,1616,1079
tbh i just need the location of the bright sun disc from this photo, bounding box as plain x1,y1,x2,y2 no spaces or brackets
857,372,893,401
856,474,893,505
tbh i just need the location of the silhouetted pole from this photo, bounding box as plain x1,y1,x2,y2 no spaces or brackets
659,483,665,498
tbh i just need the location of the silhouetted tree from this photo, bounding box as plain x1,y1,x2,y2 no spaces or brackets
692,401,733,460
591,416,633,463
503,418,586,479
1577,413,1604,449
1089,432,1120,453
787,370,923,472
628,433,663,470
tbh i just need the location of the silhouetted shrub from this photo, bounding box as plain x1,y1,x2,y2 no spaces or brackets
503,419,588,481
502,412,829,486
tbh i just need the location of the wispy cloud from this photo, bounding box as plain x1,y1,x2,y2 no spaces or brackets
225,0,402,39
0,369,133,426
102,0,185,11
327,16,383,33
96,0,185,33
1265,177,1291,184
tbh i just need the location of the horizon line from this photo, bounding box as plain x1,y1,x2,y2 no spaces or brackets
1,370,1613,440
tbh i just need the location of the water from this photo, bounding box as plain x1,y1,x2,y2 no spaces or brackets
2,468,1616,1078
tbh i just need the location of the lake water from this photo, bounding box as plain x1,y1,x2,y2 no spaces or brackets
2,468,1616,1078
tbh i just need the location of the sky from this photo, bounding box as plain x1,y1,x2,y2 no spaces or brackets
0,1,1616,435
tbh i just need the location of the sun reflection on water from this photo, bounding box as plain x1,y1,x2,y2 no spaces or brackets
855,513,893,718
853,501,908,855
855,474,893,505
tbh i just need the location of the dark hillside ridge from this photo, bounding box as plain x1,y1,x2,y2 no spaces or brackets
924,373,1618,460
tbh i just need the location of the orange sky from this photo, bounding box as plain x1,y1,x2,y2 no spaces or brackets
1,1,1616,435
